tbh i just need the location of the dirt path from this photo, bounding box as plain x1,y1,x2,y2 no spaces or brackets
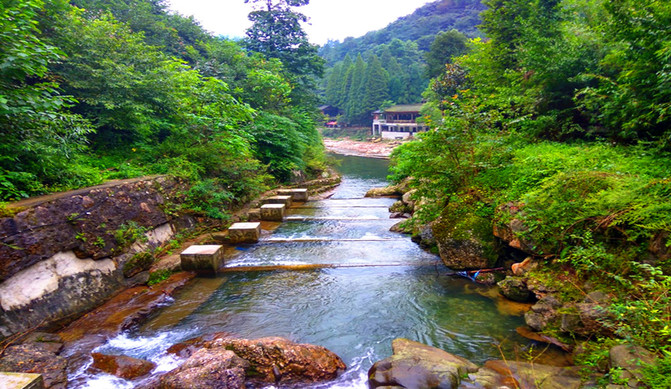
323,138,402,159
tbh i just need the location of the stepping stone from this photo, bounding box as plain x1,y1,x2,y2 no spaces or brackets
180,245,224,275
261,195,293,207
277,188,309,202
0,372,44,389
261,203,286,221
228,222,261,244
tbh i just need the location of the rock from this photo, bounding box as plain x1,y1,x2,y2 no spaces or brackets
90,353,156,380
432,203,498,270
434,233,493,270
368,338,478,388
156,348,248,389
512,257,536,276
166,334,346,386
390,221,407,233
208,336,346,385
498,276,533,302
365,185,402,197
0,343,67,389
559,298,613,338
390,212,409,219
411,224,436,249
493,202,538,255
466,360,583,389
525,295,562,331
609,344,656,386
402,189,417,211
59,272,195,342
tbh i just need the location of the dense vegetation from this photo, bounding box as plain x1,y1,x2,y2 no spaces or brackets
319,0,481,126
391,0,671,379
0,0,327,219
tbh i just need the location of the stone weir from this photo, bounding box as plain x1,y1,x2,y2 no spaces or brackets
0,176,194,339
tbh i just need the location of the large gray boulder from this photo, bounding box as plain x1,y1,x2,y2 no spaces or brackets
368,338,478,388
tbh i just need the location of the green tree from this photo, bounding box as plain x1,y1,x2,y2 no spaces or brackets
0,0,92,199
425,30,469,78
361,55,390,115
244,0,324,104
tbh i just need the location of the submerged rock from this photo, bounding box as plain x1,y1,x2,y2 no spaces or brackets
466,360,583,389
498,276,533,302
368,338,478,388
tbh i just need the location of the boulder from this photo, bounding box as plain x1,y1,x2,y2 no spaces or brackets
365,186,402,197
498,276,533,302
208,336,346,385
609,344,656,386
411,224,436,249
0,343,67,389
90,353,156,380
368,338,478,388
432,202,498,270
165,334,346,387
512,257,536,276
155,348,248,389
525,295,562,331
402,189,417,211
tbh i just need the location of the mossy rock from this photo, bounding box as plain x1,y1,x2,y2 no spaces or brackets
123,252,156,278
432,198,499,270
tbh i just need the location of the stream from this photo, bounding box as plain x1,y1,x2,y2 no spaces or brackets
72,154,531,388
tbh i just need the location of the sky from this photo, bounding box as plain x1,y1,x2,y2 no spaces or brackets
166,0,434,45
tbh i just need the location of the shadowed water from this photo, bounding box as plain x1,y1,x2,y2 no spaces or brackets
74,154,530,388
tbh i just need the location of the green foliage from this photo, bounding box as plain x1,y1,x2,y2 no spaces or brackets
147,269,172,286
183,179,235,220
425,30,469,78
641,352,671,388
114,221,148,249
0,0,326,208
0,0,94,200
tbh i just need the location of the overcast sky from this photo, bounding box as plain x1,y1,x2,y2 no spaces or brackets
166,0,434,45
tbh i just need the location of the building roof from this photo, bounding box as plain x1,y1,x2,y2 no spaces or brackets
384,104,425,113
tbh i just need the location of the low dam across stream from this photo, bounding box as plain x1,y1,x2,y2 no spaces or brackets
72,155,532,388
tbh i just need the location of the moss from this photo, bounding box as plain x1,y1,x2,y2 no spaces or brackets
123,252,155,278
147,269,172,286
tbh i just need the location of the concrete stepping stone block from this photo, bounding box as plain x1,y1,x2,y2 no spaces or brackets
261,195,293,207
277,188,309,202
180,245,224,274
0,373,44,389
261,203,286,221
228,222,261,243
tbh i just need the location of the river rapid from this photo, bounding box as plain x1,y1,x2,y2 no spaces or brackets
71,154,531,388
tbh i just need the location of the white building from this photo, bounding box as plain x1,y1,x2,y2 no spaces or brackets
371,104,429,139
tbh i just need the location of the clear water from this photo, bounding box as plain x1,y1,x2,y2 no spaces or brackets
75,154,530,388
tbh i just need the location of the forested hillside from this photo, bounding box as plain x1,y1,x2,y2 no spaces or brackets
319,0,482,126
0,0,326,218
391,0,671,381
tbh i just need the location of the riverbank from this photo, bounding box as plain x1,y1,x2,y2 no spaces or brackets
323,138,402,159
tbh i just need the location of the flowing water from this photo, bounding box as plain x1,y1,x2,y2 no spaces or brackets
73,154,532,388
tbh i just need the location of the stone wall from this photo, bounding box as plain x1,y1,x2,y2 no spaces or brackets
0,176,192,338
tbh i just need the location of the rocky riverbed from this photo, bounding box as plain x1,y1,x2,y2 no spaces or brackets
323,138,402,158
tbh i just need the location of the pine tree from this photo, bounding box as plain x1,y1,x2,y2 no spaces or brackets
362,55,389,115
